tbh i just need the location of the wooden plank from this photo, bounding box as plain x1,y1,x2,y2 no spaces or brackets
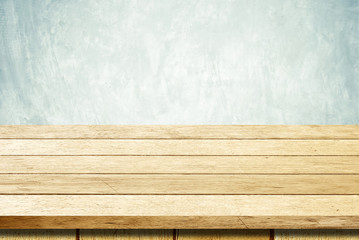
1,195,358,216
1,125,359,139
0,216,248,229
1,216,359,229
177,230,270,240
274,230,359,239
240,216,359,229
1,125,358,229
2,156,359,174
1,139,359,155
79,230,172,240
1,174,359,194
0,230,75,239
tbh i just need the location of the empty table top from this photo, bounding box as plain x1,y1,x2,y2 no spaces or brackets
0,125,358,229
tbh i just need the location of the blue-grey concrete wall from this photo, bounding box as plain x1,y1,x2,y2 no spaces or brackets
1,0,358,124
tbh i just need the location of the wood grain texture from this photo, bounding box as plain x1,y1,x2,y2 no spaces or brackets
0,230,75,239
177,230,270,240
1,174,359,194
1,139,359,155
1,195,358,216
2,230,358,240
1,216,359,229
2,156,359,174
1,125,359,229
79,230,172,240
274,230,359,239
1,125,359,139
0,216,248,229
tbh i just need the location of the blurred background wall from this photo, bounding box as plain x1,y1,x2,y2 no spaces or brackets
0,0,358,124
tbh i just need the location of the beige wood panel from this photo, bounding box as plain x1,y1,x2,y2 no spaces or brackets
0,216,246,229
177,230,270,240
79,230,172,240
1,216,359,229
1,174,359,194
1,139,359,155
0,230,75,240
1,195,358,216
1,125,359,139
2,156,359,174
275,230,359,239
1,125,358,229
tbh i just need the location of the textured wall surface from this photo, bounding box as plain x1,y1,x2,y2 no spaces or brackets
0,0,358,124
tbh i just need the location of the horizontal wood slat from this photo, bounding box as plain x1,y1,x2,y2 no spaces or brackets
1,125,359,139
1,125,358,229
1,174,359,195
2,156,359,174
2,216,359,229
1,195,358,216
1,139,359,155
175,229,270,240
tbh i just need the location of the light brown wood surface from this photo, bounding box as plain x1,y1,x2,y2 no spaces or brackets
1,125,359,229
1,139,359,155
176,230,270,240
0,230,75,240
1,125,359,139
2,230,359,240
79,230,172,240
1,174,359,194
274,230,359,239
1,195,358,216
2,156,359,174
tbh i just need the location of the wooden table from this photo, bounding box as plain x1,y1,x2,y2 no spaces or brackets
0,125,358,229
